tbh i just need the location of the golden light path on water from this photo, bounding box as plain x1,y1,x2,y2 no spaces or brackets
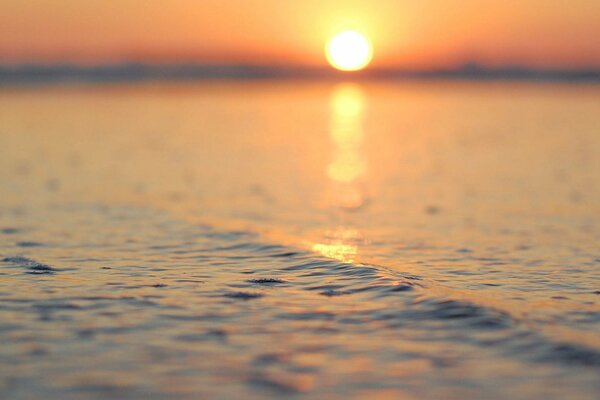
312,84,367,262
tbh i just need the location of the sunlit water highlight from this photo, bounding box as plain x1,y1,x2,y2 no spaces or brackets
0,81,599,399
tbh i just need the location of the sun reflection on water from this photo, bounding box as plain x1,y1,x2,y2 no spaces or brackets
327,83,367,210
313,85,369,262
312,242,357,262
311,227,362,262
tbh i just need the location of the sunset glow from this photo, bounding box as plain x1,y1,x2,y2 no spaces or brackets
0,1,598,68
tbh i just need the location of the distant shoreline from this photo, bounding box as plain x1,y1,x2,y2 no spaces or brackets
1,63,599,85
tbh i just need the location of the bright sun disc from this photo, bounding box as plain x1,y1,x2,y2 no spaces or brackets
326,30,373,71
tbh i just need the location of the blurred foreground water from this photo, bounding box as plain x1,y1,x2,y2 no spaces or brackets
0,81,599,399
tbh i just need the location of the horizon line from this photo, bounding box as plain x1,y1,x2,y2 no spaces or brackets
1,62,599,85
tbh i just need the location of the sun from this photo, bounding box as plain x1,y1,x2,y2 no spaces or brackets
326,30,373,72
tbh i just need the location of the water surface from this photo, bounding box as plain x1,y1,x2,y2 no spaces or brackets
1,81,599,399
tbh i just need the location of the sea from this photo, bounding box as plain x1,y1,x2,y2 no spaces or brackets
0,80,599,399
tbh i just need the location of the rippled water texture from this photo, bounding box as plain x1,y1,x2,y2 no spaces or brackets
0,81,599,399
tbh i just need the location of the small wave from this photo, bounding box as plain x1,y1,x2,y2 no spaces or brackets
2,256,58,274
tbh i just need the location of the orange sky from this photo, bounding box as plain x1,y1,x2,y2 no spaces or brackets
1,0,599,68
